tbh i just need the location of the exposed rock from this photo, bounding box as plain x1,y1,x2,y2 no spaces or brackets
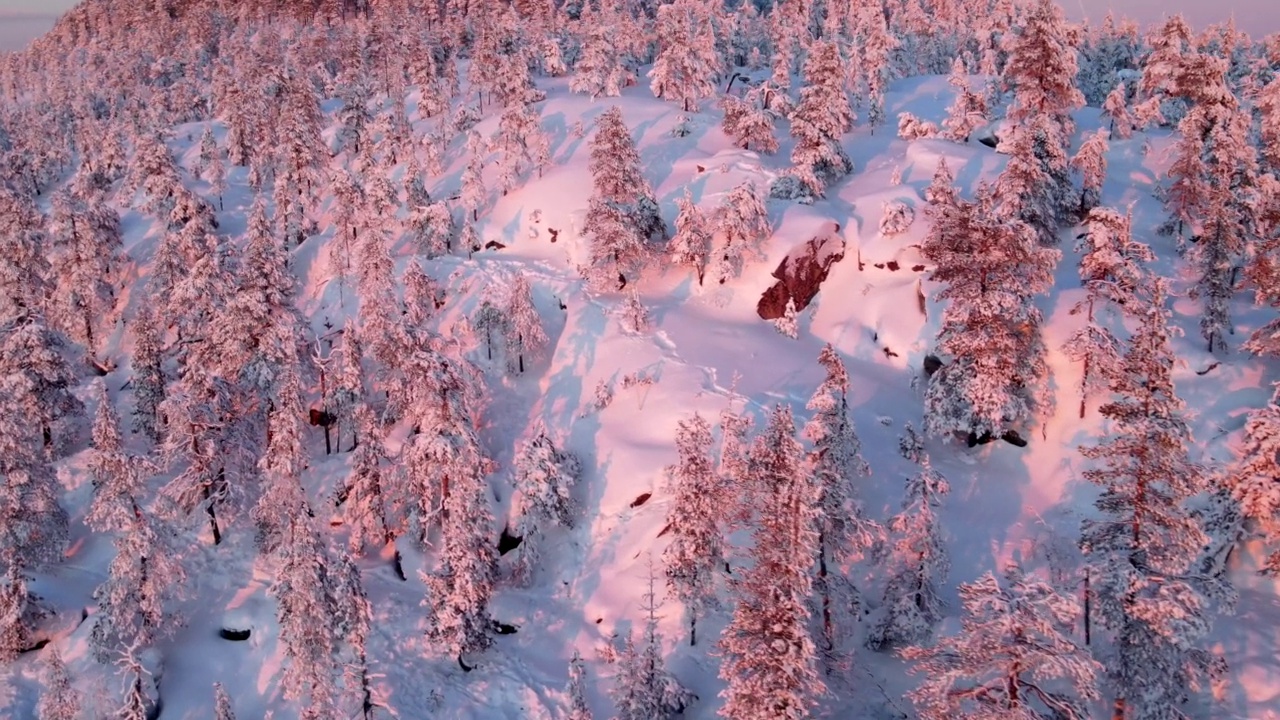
923,354,944,377
757,229,846,320
484,240,507,251
219,627,251,641
491,620,519,635
498,525,523,556
630,492,652,508
966,429,1029,448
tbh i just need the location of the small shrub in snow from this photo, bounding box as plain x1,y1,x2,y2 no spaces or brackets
618,289,651,334
774,298,799,338
890,165,903,186
621,371,655,390
453,105,481,133
879,201,915,236
571,120,586,139
768,175,814,204
592,380,614,412
671,114,692,138
897,113,939,140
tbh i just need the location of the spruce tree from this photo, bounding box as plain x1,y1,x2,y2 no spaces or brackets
867,424,949,650
662,413,722,646
1080,279,1233,720
902,565,1101,720
718,405,825,719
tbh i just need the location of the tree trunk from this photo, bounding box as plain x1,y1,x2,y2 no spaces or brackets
690,614,697,647
205,484,222,545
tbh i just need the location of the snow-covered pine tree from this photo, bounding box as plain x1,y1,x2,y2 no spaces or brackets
867,423,949,650
582,106,665,289
331,548,375,719
662,413,722,646
922,187,1059,440
130,296,166,443
48,188,125,355
711,182,770,285
1063,206,1154,418
1000,0,1085,145
612,568,694,719
0,313,84,454
504,272,547,374
422,441,498,663
788,40,853,198
567,649,593,720
648,0,719,112
669,190,712,285
511,421,581,585
804,345,875,659
273,506,340,720
718,404,825,719
719,81,782,154
1071,129,1110,214
341,403,392,554
902,565,1101,720
87,381,153,528
941,56,987,143
618,288,651,334
1230,384,1280,574
570,3,634,99
89,483,186,663
1080,278,1233,719
37,645,81,720
1103,82,1134,139
1190,94,1257,353
252,347,310,554
993,111,1075,246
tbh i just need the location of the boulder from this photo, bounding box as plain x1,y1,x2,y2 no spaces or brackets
757,230,846,320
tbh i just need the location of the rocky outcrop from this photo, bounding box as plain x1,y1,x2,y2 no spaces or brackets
757,230,846,320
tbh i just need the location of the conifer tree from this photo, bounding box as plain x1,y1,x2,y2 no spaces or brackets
711,182,771,285
719,82,781,154
922,187,1058,440
1063,207,1153,418
662,413,722,646
1080,279,1232,720
902,565,1101,720
342,404,392,554
1071,129,1110,214
669,190,712,285
130,297,166,443
504,273,548,374
511,421,581,585
1103,82,1134,139
37,645,81,720
789,40,853,197
88,482,185,663
567,649,593,720
48,188,125,355
422,449,498,663
1000,0,1085,146
273,506,340,720
718,405,825,719
867,424,949,650
941,57,987,143
804,346,874,658
648,0,719,112
582,107,663,290
612,569,694,719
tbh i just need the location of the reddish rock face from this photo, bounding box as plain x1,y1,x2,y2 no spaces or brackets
756,232,846,320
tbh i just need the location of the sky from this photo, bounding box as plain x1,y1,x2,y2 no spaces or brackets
0,0,1277,52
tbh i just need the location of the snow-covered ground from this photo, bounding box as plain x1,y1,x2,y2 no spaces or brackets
3,63,1279,720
